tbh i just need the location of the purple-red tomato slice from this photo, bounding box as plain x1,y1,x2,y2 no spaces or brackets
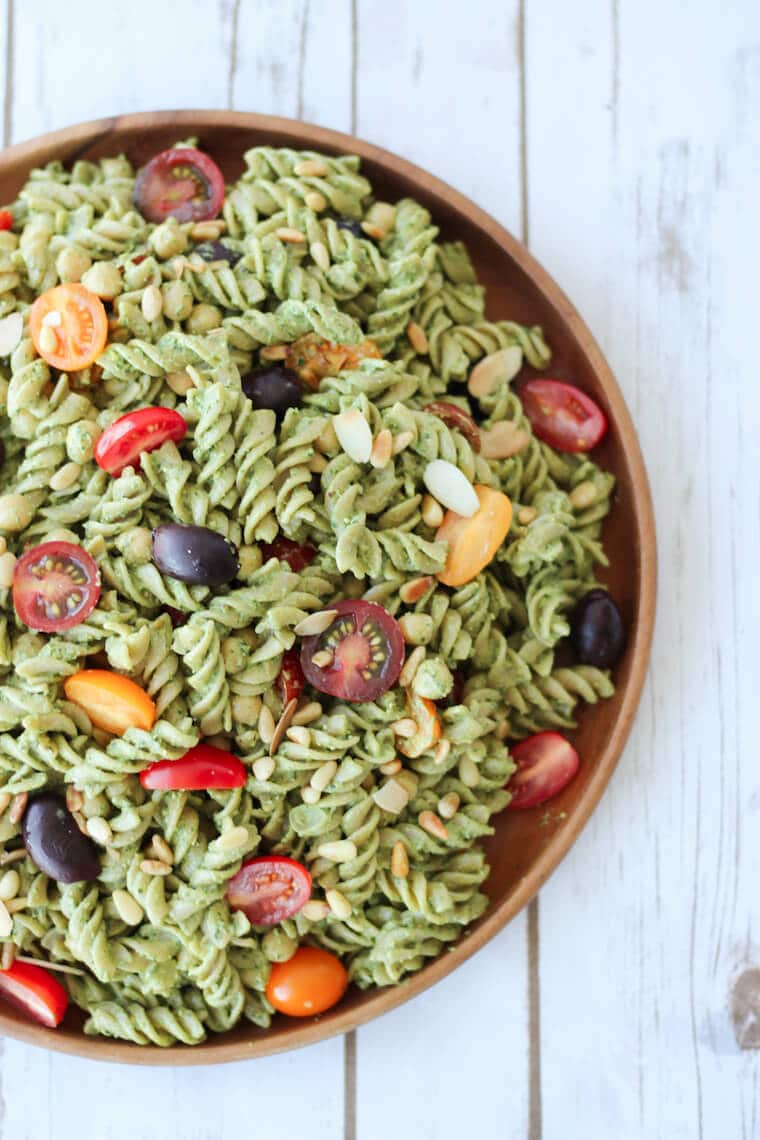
520,379,607,452
300,600,405,703
506,731,580,810
226,855,312,926
13,542,101,633
133,147,225,223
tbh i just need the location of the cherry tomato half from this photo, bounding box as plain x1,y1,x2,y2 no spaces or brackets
436,485,512,588
95,407,187,476
13,541,101,633
133,147,225,224
140,744,246,791
0,960,68,1028
226,855,312,926
29,284,108,372
265,945,348,1017
520,379,607,452
277,648,305,707
424,401,481,452
0,210,13,231
506,731,580,810
300,600,404,703
64,669,156,736
261,537,317,573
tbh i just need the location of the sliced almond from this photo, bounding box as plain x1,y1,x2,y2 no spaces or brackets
423,460,479,517
467,346,523,397
252,755,275,781
317,839,357,863
334,409,373,463
269,696,299,756
479,420,530,459
392,718,417,738
371,778,410,815
293,609,338,637
391,430,415,455
0,312,22,357
370,428,393,469
399,576,435,604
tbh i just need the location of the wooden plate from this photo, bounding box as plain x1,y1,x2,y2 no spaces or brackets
0,111,656,1064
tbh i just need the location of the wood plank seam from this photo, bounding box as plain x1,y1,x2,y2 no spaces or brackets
2,0,13,147
226,0,242,109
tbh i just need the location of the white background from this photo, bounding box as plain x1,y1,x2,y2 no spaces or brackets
0,1,758,1137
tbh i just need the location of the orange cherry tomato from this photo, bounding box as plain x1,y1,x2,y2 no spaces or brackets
266,946,348,1018
29,284,108,372
435,484,513,587
63,669,156,735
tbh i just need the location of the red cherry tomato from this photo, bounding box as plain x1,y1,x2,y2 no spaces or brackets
266,946,348,1017
261,537,317,573
95,407,187,476
226,855,312,926
300,600,404,703
506,731,580,810
0,960,68,1027
424,401,481,452
139,744,246,791
520,379,607,452
0,210,13,231
277,648,305,706
13,542,101,633
133,147,225,223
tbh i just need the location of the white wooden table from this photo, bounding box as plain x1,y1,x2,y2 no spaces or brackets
0,1,757,1136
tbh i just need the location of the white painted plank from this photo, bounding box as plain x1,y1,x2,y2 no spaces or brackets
354,5,532,1138
2,5,349,1140
525,1,760,1138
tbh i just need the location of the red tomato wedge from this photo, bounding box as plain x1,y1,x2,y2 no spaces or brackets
266,946,348,1017
13,541,101,633
0,960,68,1027
95,407,187,476
261,537,317,573
0,210,13,231
277,648,306,707
29,284,108,372
520,379,607,452
64,670,156,736
506,731,580,810
226,855,312,926
133,147,225,223
300,600,404,703
424,401,481,452
140,744,246,791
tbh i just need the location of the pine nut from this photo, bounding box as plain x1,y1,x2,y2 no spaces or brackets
292,701,323,726
434,738,451,765
0,552,16,589
496,719,511,740
326,888,352,919
458,755,480,787
310,760,337,792
141,284,163,322
438,792,460,820
49,462,81,492
421,494,444,528
301,785,321,804
258,704,275,745
371,778,409,815
317,840,357,863
0,494,32,533
38,324,58,355
166,370,195,395
390,840,409,878
215,826,249,851
311,649,334,668
113,888,144,926
393,718,417,738
151,835,174,865
252,755,275,781
365,202,396,234
294,159,328,177
392,430,415,455
6,897,27,914
0,794,11,817
399,576,434,605
1,942,14,970
379,758,402,776
370,429,393,469
276,227,306,244
310,241,330,271
301,899,330,922
0,899,12,937
287,725,312,747
140,858,172,876
406,322,428,354
0,870,20,901
518,506,537,525
569,480,598,510
399,646,425,689
418,810,448,841
190,220,226,241
86,817,113,847
361,223,385,240
293,609,338,638
305,190,328,212
260,343,288,361
8,793,27,826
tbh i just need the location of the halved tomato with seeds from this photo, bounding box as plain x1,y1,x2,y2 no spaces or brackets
29,284,108,372
133,147,225,224
261,537,317,573
13,541,101,632
226,855,312,926
277,648,305,706
300,599,404,703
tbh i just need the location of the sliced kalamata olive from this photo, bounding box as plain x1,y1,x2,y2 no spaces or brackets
22,793,100,884
570,588,626,668
241,365,302,421
0,439,5,466
152,524,239,586
194,239,241,266
164,606,188,628
335,216,364,238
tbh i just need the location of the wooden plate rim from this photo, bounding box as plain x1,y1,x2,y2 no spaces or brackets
0,110,656,1065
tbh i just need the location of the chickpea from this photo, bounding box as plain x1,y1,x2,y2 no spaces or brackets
161,279,194,322
56,245,92,283
186,303,222,334
149,219,189,260
81,260,123,300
